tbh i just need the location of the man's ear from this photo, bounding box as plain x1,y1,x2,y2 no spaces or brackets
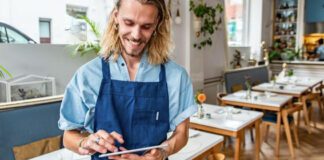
113,9,119,24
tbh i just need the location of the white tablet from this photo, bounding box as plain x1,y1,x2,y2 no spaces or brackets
98,144,168,158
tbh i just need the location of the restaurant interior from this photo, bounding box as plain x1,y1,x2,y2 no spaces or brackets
1,0,324,159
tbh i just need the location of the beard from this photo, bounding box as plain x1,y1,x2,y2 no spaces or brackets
121,36,147,57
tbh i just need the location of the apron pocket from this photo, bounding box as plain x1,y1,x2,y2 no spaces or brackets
130,110,157,147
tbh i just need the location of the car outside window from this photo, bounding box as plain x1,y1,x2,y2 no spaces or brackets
5,27,29,43
0,26,8,43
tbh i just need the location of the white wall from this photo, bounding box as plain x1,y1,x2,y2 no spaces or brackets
0,0,67,43
0,0,112,44
0,44,95,94
185,0,227,104
203,0,227,79
0,0,230,105
261,0,274,48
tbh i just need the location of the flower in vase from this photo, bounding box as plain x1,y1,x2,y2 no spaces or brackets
195,90,206,105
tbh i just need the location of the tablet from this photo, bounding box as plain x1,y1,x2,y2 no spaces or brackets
98,144,168,158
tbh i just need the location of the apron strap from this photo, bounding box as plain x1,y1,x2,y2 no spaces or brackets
159,64,166,83
101,58,111,82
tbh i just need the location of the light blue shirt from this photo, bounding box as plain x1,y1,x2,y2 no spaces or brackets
317,45,324,60
58,53,197,133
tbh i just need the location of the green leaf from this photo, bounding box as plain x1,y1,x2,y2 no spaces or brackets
69,15,102,57
0,64,12,79
190,0,223,50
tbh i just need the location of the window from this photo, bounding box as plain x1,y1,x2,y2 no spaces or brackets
0,26,7,43
39,19,51,43
225,0,249,46
6,27,29,43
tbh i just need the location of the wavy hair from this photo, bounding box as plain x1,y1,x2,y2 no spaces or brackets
100,0,172,65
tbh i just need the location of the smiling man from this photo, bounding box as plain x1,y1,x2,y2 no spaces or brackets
58,0,197,160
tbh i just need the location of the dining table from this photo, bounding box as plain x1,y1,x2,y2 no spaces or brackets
221,90,296,158
190,103,263,160
31,129,224,160
252,82,314,134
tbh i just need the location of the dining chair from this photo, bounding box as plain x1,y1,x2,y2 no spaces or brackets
231,84,244,93
216,92,227,105
262,103,301,149
298,91,320,129
314,84,324,119
207,153,225,160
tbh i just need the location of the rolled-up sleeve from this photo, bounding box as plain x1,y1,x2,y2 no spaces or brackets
58,67,100,133
58,84,88,130
169,70,197,131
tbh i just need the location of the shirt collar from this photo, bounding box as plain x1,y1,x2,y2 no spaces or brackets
114,50,149,67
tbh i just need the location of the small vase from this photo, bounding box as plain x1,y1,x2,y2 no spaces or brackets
246,89,252,99
197,104,204,119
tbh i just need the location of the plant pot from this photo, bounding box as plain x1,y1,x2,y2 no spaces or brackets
193,15,201,37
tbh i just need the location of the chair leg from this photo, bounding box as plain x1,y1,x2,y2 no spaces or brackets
223,136,227,151
297,111,301,129
261,123,270,143
264,124,270,143
242,131,246,148
321,97,324,119
309,107,316,128
317,97,323,119
250,128,254,143
290,122,299,148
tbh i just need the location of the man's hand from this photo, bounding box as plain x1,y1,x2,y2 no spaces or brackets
79,130,124,155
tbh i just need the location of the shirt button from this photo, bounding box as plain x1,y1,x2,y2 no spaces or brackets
121,63,125,66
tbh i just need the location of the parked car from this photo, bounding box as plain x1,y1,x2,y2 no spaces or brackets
0,22,36,44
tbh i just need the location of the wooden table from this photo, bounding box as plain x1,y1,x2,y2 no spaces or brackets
31,129,224,160
276,77,322,89
190,103,263,160
252,82,313,134
221,91,295,158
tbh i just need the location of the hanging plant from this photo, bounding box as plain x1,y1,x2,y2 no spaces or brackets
189,0,223,50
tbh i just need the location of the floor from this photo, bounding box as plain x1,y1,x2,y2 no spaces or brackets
223,103,324,160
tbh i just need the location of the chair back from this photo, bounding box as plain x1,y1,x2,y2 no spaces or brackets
224,65,269,93
216,93,227,105
231,84,243,93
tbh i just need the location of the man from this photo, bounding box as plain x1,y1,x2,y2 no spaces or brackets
316,38,324,61
58,0,197,160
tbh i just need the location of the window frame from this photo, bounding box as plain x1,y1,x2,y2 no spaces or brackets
39,18,52,44
225,0,251,47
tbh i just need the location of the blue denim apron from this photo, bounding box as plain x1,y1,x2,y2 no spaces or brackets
92,58,170,159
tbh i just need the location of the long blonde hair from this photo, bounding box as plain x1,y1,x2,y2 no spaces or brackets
100,0,172,65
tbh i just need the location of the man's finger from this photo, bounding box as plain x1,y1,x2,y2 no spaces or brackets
150,149,158,155
119,146,128,151
110,131,124,144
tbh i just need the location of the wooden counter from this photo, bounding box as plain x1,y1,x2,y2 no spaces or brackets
0,95,63,110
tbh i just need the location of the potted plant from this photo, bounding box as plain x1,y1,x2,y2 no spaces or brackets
281,48,301,61
230,50,243,69
189,0,223,50
70,15,101,56
0,64,12,79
